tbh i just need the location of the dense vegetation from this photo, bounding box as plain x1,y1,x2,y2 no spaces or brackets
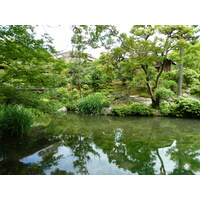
1,25,200,135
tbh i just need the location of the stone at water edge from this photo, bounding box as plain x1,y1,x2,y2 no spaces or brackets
154,110,163,117
100,107,112,115
58,107,67,112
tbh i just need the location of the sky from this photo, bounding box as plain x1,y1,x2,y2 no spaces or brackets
34,25,133,58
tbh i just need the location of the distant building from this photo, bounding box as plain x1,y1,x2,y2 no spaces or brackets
55,50,96,62
153,58,176,72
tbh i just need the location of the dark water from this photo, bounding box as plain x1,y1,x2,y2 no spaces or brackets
1,113,200,175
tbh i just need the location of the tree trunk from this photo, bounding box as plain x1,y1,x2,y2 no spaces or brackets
141,64,157,107
178,47,183,96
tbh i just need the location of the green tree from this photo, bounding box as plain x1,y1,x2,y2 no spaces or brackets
0,25,64,112
163,25,199,96
71,25,200,107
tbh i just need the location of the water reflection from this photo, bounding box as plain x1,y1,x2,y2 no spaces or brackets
1,113,200,175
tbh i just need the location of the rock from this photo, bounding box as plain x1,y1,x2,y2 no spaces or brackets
154,110,163,117
113,92,122,95
100,107,112,115
58,107,67,112
130,95,152,106
181,93,189,98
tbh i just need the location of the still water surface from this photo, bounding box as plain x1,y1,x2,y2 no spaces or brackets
1,113,200,175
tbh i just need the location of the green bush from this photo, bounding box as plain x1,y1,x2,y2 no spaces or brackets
190,85,200,95
154,88,174,106
172,98,200,118
90,68,104,90
162,80,177,92
101,99,110,108
159,98,200,118
161,70,179,82
82,84,90,90
114,94,123,100
111,103,153,116
183,69,198,86
0,104,33,136
66,101,77,111
111,105,130,116
77,93,110,115
154,88,174,101
159,102,174,116
129,102,154,116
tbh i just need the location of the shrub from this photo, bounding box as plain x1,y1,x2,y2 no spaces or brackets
172,98,200,118
111,103,153,116
90,68,104,91
183,69,198,86
114,94,123,100
154,88,174,101
0,104,33,136
162,80,177,92
159,98,200,118
159,102,174,116
190,85,200,95
101,99,110,108
161,70,179,82
129,102,154,116
82,84,89,90
111,105,130,116
77,93,110,115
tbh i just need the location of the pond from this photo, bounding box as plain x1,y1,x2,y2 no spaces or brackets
1,113,200,175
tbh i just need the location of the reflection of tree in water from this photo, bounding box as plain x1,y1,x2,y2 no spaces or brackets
48,115,100,175
0,135,43,174
93,128,157,175
2,112,200,175
63,135,100,175
92,117,200,175
167,133,200,175
38,144,63,170
51,168,74,175
0,134,64,175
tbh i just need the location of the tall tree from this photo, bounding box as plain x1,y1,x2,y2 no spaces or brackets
0,25,64,111
161,25,199,96
71,25,199,107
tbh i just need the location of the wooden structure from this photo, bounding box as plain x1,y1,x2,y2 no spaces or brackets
154,59,176,72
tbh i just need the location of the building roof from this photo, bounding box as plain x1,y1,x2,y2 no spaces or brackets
54,50,96,62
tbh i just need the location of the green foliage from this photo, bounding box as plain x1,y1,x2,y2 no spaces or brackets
111,105,130,116
82,84,89,90
161,80,177,92
160,98,200,118
129,102,154,116
172,98,200,118
66,102,77,111
77,93,110,115
90,67,104,90
114,94,123,100
101,99,110,108
161,70,179,82
0,104,33,136
154,88,174,101
27,107,51,127
190,85,200,95
0,25,67,113
159,102,174,116
111,103,153,116
183,69,198,86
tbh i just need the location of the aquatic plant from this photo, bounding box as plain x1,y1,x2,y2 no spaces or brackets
0,104,33,136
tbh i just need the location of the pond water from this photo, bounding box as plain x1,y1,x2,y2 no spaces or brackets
1,113,200,175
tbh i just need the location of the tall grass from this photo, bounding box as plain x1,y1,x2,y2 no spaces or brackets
0,104,33,136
